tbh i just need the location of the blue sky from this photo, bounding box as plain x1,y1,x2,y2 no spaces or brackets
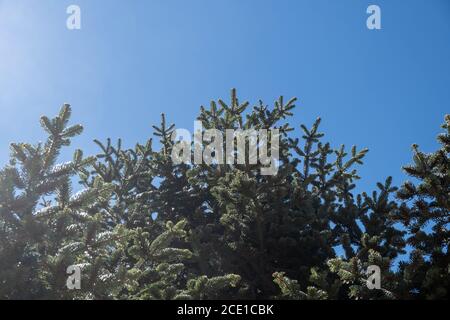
0,0,449,198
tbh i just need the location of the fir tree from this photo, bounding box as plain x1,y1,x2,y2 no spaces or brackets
394,115,449,299
0,93,447,300
0,104,108,299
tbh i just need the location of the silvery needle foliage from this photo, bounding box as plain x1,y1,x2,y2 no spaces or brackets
0,92,447,300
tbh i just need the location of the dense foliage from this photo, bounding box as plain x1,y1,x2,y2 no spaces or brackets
0,91,448,299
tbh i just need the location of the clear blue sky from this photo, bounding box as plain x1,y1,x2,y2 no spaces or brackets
1,0,449,197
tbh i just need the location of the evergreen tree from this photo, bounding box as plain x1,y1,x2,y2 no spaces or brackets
0,93,447,300
394,115,449,299
0,104,109,299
